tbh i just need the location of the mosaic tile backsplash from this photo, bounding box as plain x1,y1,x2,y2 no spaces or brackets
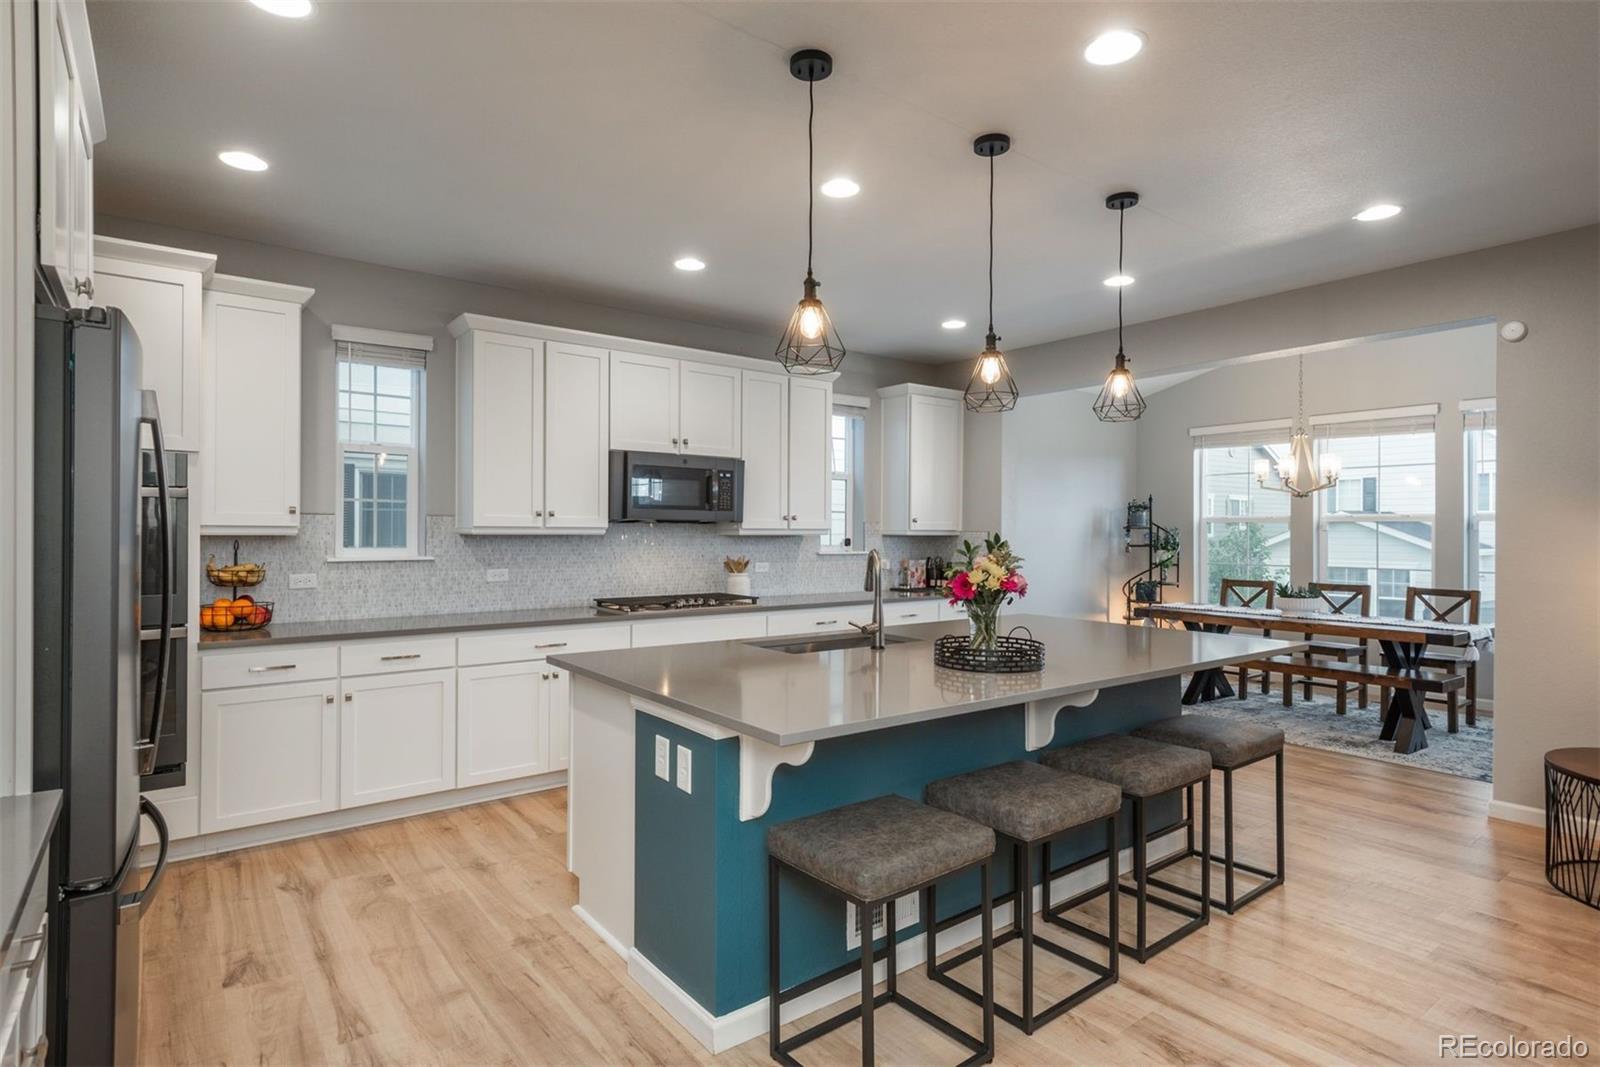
204,516,961,623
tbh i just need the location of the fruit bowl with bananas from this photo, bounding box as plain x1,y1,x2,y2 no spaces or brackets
205,555,266,587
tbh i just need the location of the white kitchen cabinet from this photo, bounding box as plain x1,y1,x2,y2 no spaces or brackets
764,605,873,636
882,600,942,626
610,351,741,457
93,238,216,452
732,370,831,534
37,0,103,309
454,324,608,534
201,275,313,533
880,383,965,535
546,666,572,771
340,668,457,808
938,601,968,622
543,341,610,528
457,661,547,787
630,613,769,648
199,678,339,833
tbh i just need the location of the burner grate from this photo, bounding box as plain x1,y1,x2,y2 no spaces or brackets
594,592,760,615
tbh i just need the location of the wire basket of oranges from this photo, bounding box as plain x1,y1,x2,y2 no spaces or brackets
200,595,274,632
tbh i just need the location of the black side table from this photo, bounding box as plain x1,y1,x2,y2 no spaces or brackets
1545,747,1600,909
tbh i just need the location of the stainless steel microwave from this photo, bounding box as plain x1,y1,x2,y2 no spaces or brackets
609,450,744,523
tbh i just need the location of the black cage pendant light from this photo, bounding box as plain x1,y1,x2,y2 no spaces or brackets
775,49,846,375
963,133,1019,413
1092,191,1148,422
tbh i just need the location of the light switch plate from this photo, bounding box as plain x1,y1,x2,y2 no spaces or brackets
675,745,692,794
654,736,671,781
485,568,509,584
288,573,318,590
753,561,771,573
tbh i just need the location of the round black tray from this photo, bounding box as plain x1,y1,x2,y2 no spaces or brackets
933,629,1044,673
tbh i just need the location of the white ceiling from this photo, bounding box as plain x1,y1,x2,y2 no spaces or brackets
87,1,1598,361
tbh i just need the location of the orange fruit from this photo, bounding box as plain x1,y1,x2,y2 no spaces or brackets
230,595,255,621
200,606,221,629
212,596,232,610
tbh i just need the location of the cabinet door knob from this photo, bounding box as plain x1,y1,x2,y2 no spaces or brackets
912,517,919,524
289,506,298,515
547,511,555,518
344,692,353,702
542,672,550,681
325,694,334,704
535,510,543,517
671,437,679,446
683,439,689,449
73,277,94,298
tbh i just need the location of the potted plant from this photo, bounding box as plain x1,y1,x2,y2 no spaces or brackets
724,556,751,596
945,534,1027,652
1126,499,1151,530
1133,579,1162,604
1152,527,1180,579
1274,581,1321,614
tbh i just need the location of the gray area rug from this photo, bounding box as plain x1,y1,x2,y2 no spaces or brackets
1184,682,1493,782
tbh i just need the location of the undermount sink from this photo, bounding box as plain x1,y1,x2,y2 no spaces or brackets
754,633,919,655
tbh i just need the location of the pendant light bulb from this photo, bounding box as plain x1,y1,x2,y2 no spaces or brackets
978,352,1003,385
963,134,1019,414
1093,193,1148,423
775,51,846,376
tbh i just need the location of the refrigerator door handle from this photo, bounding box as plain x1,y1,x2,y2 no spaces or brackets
136,390,172,776
118,797,170,919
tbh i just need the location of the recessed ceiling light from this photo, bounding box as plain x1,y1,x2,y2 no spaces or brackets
218,150,269,172
249,0,313,17
673,256,706,272
1103,274,1135,287
1084,30,1144,66
1353,203,1402,222
941,319,967,330
820,177,860,199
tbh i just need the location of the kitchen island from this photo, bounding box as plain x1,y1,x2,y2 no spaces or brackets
551,613,1301,1052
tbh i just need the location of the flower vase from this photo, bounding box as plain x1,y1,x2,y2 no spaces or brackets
726,572,752,597
968,602,1001,653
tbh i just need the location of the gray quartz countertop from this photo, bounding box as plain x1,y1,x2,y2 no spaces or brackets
197,589,948,648
0,790,61,959
549,613,1306,746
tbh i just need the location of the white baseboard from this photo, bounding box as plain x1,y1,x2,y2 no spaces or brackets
574,904,628,960
140,771,566,865
1487,799,1544,827
627,828,1186,1055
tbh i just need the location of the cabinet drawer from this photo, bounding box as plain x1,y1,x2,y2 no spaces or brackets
201,644,339,690
883,601,943,626
765,605,873,637
340,636,456,677
457,623,631,666
630,613,769,648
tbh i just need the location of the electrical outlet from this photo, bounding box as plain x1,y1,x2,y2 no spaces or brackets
288,573,318,590
846,893,919,951
485,568,509,584
675,745,692,794
753,561,771,573
654,736,671,781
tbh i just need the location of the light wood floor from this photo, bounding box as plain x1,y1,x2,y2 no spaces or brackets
139,747,1600,1066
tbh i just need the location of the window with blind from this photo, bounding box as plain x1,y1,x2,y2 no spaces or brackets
1314,406,1437,617
1192,423,1292,603
1464,404,1496,623
822,406,866,550
334,329,428,558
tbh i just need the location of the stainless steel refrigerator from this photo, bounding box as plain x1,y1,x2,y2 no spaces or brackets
33,304,172,1066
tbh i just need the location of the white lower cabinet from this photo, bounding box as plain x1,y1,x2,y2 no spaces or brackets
457,661,547,787
546,667,572,772
200,679,339,834
340,668,457,808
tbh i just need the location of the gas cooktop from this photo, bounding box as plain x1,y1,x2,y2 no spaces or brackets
593,593,760,615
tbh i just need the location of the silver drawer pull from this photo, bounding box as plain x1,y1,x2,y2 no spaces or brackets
535,641,567,649
815,619,839,626
380,653,421,661
248,663,297,673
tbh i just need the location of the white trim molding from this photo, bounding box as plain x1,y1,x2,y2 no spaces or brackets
332,322,435,352
208,272,314,305
1188,417,1293,438
739,738,816,821
1487,799,1544,827
93,235,217,280
1308,401,1440,426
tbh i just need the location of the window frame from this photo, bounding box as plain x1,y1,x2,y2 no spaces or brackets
1191,426,1294,603
331,328,431,561
821,396,868,554
1463,401,1496,623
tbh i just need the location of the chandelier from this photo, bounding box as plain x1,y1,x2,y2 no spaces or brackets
1256,354,1340,498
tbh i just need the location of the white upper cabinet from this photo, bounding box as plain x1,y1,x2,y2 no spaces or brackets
610,352,741,457
201,275,314,534
37,0,104,309
542,341,610,528
609,350,680,453
731,370,830,534
880,384,965,535
452,317,608,534
785,377,832,531
93,238,217,453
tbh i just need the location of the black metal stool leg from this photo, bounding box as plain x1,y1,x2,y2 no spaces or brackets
1133,797,1148,960
1223,768,1235,912
980,861,995,1057
922,884,936,979
885,899,897,998
859,896,874,1067
1018,842,1034,1030
1105,816,1120,981
1200,778,1212,926
768,856,782,1061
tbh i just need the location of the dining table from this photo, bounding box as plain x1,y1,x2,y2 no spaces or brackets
1131,602,1494,754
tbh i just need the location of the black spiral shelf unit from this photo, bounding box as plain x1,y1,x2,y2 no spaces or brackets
1122,496,1181,623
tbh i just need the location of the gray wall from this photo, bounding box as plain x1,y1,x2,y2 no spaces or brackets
96,215,948,519
952,226,1599,814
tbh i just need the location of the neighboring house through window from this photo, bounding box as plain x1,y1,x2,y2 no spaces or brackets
822,397,867,550
1464,402,1496,623
333,326,431,559
1192,422,1292,603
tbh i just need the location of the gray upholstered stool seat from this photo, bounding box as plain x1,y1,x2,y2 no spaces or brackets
1132,716,1283,770
1041,733,1212,796
767,794,994,902
925,760,1122,842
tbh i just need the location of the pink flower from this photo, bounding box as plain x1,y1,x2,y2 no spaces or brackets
948,571,977,601
1002,573,1028,597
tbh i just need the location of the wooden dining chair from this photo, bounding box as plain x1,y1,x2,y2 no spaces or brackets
1219,578,1275,696
1299,582,1371,711
1405,586,1482,731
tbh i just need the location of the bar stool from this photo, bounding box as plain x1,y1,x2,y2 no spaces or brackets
766,794,997,1067
1132,715,1285,913
1040,733,1212,963
922,760,1122,1034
